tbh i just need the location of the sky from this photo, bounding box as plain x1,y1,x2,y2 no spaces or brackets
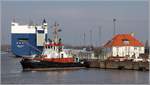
1,1,149,46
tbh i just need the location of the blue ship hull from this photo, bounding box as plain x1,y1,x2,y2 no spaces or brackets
11,34,47,57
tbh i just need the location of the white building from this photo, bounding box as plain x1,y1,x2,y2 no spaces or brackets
103,34,144,61
64,48,95,59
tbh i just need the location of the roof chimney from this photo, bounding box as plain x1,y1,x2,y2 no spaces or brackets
130,32,134,37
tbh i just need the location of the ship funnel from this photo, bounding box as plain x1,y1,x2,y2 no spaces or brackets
42,19,48,29
43,19,46,23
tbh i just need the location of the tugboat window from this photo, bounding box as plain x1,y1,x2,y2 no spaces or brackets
61,54,63,58
76,57,79,62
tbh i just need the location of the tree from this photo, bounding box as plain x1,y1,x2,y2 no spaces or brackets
93,47,102,58
145,40,149,54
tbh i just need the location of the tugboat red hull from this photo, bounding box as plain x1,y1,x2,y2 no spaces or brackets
20,58,89,70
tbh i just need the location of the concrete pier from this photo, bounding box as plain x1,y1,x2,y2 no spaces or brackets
88,59,149,71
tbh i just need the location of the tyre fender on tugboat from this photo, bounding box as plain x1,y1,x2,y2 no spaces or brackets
79,59,90,68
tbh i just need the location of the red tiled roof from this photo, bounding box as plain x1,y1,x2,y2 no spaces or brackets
104,34,144,47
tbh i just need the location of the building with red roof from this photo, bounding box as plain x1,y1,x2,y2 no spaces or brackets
103,33,145,61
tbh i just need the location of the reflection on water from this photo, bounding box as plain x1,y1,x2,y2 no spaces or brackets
1,53,149,84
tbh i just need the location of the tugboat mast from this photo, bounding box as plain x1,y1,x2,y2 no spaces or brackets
52,22,62,52
53,22,60,44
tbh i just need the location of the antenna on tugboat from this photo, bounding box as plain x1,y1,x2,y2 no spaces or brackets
83,32,86,46
90,30,93,47
98,26,102,47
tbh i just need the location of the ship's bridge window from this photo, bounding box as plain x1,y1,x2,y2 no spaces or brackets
18,38,28,42
48,45,50,49
37,30,44,33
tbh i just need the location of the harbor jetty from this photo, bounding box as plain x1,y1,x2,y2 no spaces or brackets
88,59,149,71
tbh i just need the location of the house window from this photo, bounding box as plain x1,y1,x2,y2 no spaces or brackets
139,47,143,52
134,47,137,50
116,47,119,56
122,39,129,45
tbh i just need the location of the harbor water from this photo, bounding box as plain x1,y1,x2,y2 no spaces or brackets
1,52,149,84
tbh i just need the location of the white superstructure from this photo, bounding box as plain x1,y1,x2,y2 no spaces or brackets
11,21,47,34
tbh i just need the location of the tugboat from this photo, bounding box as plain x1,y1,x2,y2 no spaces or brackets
20,22,89,70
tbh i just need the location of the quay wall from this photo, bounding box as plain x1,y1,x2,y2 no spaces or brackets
88,59,149,71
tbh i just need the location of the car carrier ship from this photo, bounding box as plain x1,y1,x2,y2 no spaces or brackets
11,19,48,57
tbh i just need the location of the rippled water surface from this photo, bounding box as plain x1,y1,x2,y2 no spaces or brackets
1,53,149,84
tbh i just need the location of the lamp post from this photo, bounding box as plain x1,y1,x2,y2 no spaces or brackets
113,18,116,36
